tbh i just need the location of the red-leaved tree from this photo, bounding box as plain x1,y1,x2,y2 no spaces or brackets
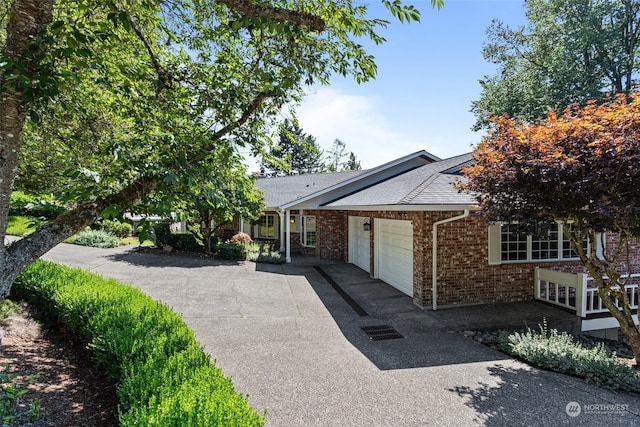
460,93,640,364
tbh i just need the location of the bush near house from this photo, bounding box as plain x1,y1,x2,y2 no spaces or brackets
496,322,640,392
153,223,204,252
9,191,65,220
13,261,265,426
66,229,120,248
93,219,133,239
230,232,252,244
216,243,247,261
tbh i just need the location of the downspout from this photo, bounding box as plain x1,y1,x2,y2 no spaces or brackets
432,209,470,311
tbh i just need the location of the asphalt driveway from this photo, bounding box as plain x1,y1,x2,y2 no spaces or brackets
34,242,640,426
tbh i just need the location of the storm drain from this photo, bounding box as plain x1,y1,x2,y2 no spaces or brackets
361,325,404,341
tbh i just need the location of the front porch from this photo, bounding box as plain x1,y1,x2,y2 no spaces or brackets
534,267,640,333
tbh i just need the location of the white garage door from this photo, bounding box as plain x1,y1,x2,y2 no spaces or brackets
348,216,371,273
374,218,414,296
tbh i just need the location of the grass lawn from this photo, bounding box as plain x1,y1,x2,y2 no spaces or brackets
120,236,155,246
7,215,37,236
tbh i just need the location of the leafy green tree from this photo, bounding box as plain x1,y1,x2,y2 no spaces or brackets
471,0,640,130
260,119,324,175
344,151,362,171
0,0,441,298
169,161,264,254
325,138,361,171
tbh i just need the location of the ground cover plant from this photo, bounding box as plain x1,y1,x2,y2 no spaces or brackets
5,216,36,237
495,321,640,392
66,229,120,249
13,261,265,426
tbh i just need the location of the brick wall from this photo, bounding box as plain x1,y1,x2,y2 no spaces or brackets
315,209,640,310
317,210,346,259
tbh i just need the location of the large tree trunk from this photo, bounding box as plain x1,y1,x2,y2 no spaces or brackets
595,269,640,365
568,228,640,365
0,176,157,298
1,0,55,245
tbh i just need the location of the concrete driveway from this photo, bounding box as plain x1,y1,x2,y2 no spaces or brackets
34,243,640,426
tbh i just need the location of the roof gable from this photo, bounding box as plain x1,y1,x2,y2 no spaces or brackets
256,150,440,209
323,153,477,208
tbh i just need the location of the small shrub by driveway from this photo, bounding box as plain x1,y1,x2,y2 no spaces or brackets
67,229,120,248
492,323,640,392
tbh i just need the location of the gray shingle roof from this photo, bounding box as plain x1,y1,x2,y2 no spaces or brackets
255,150,441,209
256,170,367,208
324,153,477,207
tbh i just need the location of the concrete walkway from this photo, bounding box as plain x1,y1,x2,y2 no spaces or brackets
32,243,640,426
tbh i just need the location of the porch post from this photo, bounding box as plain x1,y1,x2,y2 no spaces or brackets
279,210,285,252
534,267,541,300
239,217,244,233
285,209,291,263
576,273,588,317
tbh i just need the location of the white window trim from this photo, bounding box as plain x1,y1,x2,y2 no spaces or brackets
488,221,602,265
301,215,316,247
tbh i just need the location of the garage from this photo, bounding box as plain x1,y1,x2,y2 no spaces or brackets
374,218,414,296
348,216,371,273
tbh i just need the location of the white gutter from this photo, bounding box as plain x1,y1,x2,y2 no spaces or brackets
432,210,470,311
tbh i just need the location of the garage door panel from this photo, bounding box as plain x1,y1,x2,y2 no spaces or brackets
375,219,413,296
348,216,371,273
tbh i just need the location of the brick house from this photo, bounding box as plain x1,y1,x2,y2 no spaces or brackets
246,150,638,334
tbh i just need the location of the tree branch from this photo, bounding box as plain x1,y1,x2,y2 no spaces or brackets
213,90,274,140
217,0,325,32
1,176,157,297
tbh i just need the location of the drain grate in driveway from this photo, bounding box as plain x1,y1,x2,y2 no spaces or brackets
361,325,404,341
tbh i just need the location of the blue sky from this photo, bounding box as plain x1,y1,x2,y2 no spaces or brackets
286,0,528,170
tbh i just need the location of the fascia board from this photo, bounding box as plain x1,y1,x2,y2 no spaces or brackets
317,204,479,212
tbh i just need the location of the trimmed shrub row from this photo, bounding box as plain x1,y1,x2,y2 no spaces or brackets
13,261,265,426
216,243,247,261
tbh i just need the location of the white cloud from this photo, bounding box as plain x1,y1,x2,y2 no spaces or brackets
296,88,429,169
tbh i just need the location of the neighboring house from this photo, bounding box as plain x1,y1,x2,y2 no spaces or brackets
236,150,638,337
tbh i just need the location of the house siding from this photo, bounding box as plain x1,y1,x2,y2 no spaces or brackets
317,209,640,310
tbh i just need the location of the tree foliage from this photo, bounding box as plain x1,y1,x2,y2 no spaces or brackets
260,119,324,175
472,0,640,130
325,138,361,171
460,93,640,362
0,0,440,297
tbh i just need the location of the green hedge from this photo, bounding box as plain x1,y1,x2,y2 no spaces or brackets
216,243,247,261
95,219,133,239
153,223,203,252
14,261,265,426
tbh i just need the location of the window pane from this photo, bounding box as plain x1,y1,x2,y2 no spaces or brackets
303,216,316,247
562,223,587,259
501,224,527,261
531,225,558,260
260,215,275,238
